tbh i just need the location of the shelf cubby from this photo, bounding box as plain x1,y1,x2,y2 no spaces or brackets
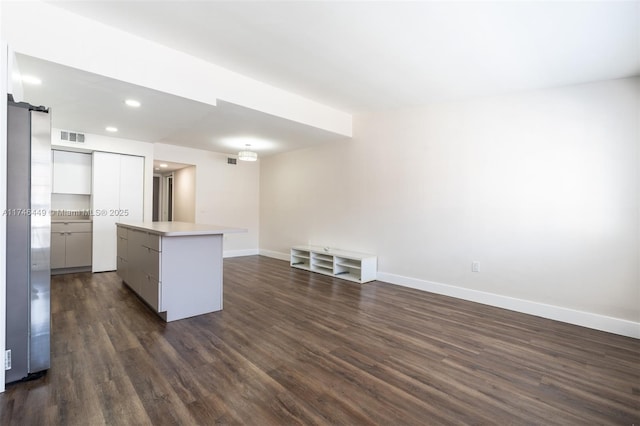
290,245,377,284
290,248,311,269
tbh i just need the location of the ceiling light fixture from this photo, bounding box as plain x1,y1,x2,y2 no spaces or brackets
125,99,141,107
105,126,118,132
21,75,42,85
238,144,258,162
159,163,168,168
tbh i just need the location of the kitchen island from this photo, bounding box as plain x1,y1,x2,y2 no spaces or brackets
116,221,245,321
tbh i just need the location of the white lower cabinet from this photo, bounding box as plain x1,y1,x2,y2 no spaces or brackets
123,228,162,312
290,245,377,283
51,221,92,271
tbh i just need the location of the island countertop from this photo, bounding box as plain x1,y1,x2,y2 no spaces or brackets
116,221,246,237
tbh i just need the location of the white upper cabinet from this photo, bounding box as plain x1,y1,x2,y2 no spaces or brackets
52,150,92,194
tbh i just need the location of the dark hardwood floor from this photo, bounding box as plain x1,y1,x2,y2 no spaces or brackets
0,255,638,425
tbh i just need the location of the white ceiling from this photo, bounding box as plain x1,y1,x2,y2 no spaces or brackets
17,1,640,156
48,0,640,112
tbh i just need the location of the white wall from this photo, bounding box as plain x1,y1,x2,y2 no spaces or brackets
51,129,154,222
173,166,196,223
260,77,640,337
154,144,259,257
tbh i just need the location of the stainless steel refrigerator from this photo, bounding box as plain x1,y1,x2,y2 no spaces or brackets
5,97,51,384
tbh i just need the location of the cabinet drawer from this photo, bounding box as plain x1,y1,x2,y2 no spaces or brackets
128,229,161,251
143,233,161,251
142,247,161,281
52,221,92,233
140,274,161,312
117,226,128,239
117,256,128,282
117,235,128,259
128,229,145,248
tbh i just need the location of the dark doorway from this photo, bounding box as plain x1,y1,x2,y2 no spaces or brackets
152,176,160,221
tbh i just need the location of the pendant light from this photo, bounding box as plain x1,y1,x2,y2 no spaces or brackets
238,144,258,161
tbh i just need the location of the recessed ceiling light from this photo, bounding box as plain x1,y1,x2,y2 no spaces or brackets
125,99,141,107
154,167,160,171
21,75,42,85
159,164,168,168
105,126,118,132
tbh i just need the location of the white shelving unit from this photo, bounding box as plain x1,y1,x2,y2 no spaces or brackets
290,245,377,283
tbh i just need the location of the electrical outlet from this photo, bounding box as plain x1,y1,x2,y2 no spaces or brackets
5,350,11,370
472,261,480,272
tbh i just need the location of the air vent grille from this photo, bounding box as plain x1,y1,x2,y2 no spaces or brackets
227,158,237,165
60,130,85,143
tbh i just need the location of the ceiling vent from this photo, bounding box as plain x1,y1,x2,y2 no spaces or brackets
60,130,85,143
227,157,237,165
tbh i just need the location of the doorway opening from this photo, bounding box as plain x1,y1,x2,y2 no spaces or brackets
152,160,195,222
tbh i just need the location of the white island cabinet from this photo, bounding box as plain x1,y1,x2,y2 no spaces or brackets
116,221,245,322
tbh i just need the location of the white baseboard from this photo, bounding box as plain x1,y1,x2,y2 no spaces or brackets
255,248,639,338
377,272,640,339
259,249,290,261
223,249,259,258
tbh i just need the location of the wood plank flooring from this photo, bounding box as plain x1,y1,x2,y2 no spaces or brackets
0,255,638,425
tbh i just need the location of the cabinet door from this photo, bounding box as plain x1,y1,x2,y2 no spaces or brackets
65,232,92,268
117,233,128,260
140,275,161,312
127,230,146,295
142,247,161,281
50,232,67,269
119,154,144,222
52,150,92,194
92,152,120,272
117,256,128,283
